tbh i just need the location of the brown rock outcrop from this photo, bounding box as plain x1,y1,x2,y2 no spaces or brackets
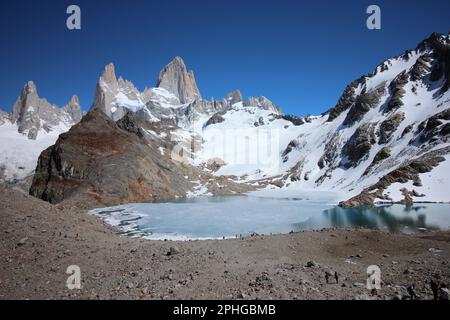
30,109,195,205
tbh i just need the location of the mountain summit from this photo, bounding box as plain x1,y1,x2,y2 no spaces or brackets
10,81,82,140
88,57,280,131
0,81,82,182
156,56,202,104
91,62,146,120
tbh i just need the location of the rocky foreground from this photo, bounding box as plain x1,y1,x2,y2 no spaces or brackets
0,186,449,300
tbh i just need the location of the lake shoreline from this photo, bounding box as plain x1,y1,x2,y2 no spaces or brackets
89,197,450,241
1,186,449,300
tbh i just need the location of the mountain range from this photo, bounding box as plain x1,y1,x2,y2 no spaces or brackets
0,81,82,183
1,32,449,207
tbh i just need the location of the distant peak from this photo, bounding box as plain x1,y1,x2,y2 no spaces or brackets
157,56,201,103
171,56,186,67
225,90,243,104
65,95,82,123
425,32,446,44
101,63,117,84
68,95,80,105
23,81,37,95
416,32,449,51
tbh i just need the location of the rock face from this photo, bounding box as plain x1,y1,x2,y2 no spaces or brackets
205,111,226,127
364,147,391,176
410,54,432,81
385,72,408,113
341,123,376,168
0,109,10,125
91,63,147,121
30,109,195,205
317,133,341,169
156,57,201,104
225,90,243,105
378,112,405,144
10,81,82,139
327,77,365,122
246,96,282,114
418,32,450,94
416,108,450,144
64,95,83,123
340,148,449,207
343,85,385,127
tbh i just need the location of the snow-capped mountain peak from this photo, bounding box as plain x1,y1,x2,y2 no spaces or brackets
89,58,284,133
10,81,82,140
156,56,202,104
91,62,149,121
0,81,83,182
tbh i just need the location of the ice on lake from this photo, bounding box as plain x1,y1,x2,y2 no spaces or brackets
90,192,450,241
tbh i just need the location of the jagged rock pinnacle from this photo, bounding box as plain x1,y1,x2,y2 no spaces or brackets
101,63,117,84
65,95,83,123
157,56,201,104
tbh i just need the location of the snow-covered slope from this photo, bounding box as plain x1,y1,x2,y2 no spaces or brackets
169,33,450,205
0,121,71,181
0,82,82,182
81,33,450,205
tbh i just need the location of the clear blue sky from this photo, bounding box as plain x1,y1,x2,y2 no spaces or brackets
0,0,449,115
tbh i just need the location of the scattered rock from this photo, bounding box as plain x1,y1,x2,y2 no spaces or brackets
305,261,317,268
353,282,365,288
439,288,449,300
354,293,371,300
403,269,414,275
167,246,181,256
238,292,247,299
17,237,29,246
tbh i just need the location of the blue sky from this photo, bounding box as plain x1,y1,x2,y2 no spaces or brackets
0,0,449,115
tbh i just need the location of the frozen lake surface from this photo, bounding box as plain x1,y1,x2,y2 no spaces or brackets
90,194,450,241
